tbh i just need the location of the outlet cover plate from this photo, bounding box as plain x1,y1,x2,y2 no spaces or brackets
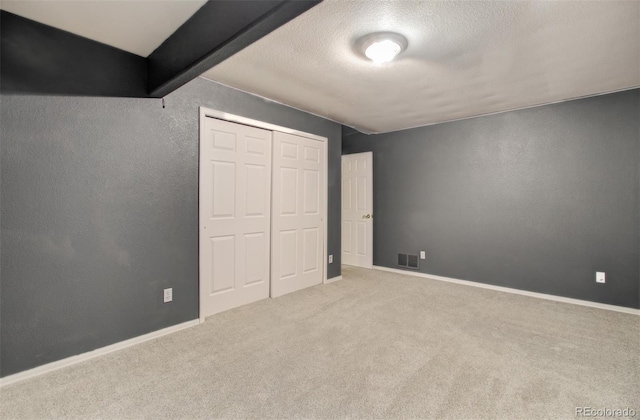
596,272,606,284
164,288,173,303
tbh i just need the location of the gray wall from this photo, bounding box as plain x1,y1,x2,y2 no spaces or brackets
0,77,342,377
343,89,639,309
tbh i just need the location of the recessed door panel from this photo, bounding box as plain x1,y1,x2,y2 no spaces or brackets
279,230,297,279
304,146,320,163
356,176,366,211
342,177,351,210
244,233,266,286
303,228,319,273
211,236,235,294
281,142,298,159
303,169,319,215
342,221,352,254
211,161,236,218
212,130,236,151
356,222,366,256
245,164,267,217
280,167,298,215
246,136,267,155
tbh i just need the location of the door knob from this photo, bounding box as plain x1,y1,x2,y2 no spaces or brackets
362,214,372,219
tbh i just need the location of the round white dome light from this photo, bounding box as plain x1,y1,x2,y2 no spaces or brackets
357,32,408,64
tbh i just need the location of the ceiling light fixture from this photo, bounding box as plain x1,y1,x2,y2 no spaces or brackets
357,32,408,64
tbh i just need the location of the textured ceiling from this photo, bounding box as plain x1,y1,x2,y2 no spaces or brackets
0,0,207,57
203,0,640,134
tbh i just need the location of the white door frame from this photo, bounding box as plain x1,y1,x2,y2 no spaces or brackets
198,107,328,322
341,151,373,269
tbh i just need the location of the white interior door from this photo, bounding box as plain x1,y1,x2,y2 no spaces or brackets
341,152,373,268
199,117,272,317
271,131,326,298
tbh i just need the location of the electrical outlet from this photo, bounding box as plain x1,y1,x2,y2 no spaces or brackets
164,288,173,303
329,254,333,264
420,251,426,259
596,272,606,284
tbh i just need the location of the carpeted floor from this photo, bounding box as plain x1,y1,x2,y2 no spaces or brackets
1,266,638,419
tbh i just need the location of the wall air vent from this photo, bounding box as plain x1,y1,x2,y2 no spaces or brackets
407,254,419,269
398,253,419,270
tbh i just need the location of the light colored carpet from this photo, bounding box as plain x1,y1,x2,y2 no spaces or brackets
1,266,638,419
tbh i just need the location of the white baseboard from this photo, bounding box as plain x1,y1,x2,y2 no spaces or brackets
372,266,640,316
0,319,200,387
325,275,343,284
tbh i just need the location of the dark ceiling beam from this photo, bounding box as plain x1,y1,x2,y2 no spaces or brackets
0,1,321,98
0,11,148,98
147,0,321,98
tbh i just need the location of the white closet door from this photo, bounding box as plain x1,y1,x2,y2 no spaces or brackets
341,152,373,268
200,117,272,317
271,132,325,298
